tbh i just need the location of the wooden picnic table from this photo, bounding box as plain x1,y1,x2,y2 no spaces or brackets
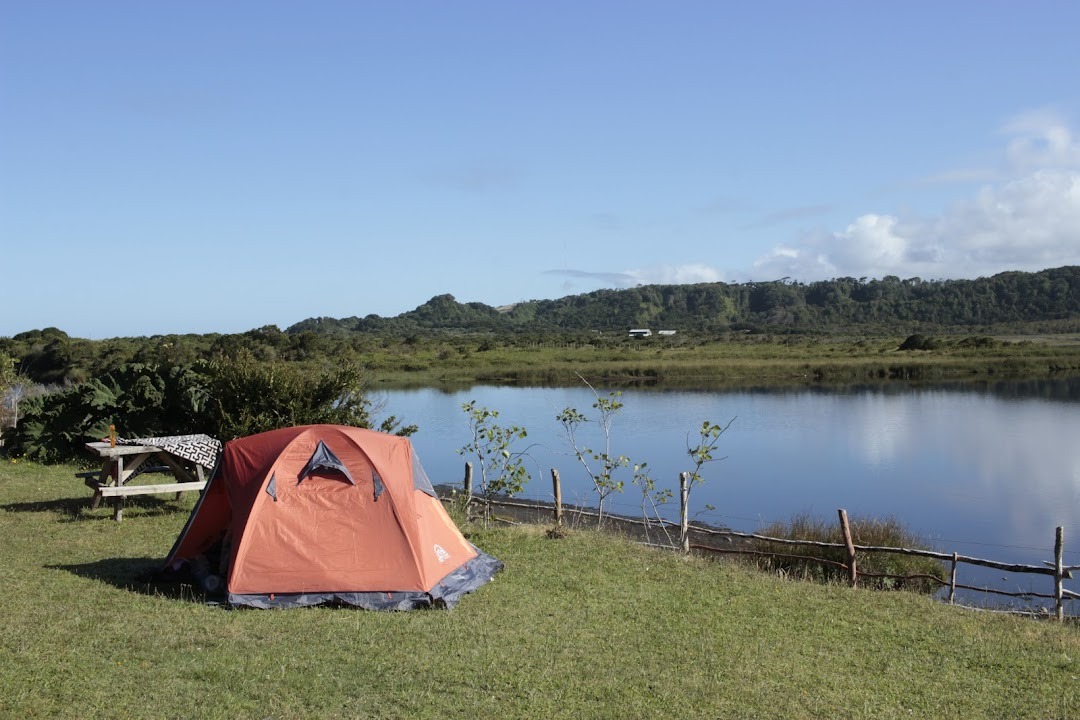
80,441,209,521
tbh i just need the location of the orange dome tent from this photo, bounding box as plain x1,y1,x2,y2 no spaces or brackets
161,424,501,609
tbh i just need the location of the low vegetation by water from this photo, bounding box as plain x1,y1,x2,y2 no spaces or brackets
2,461,1077,719
366,333,1080,387
753,512,947,594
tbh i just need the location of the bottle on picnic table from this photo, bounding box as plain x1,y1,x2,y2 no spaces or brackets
109,424,116,448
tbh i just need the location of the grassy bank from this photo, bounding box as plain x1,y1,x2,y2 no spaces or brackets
360,334,1080,387
1,461,1077,719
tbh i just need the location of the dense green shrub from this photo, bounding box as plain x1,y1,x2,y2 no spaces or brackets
199,352,396,440
1,352,17,434
897,333,941,351
5,363,208,463
0,352,15,393
4,353,413,463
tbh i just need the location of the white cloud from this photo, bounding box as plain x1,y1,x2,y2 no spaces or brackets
1002,108,1080,171
944,171,1080,266
754,111,1080,281
625,263,724,285
753,212,946,280
828,214,917,273
751,245,830,280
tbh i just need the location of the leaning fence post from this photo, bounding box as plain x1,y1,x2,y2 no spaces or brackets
1055,526,1064,622
949,552,959,604
551,468,563,529
838,508,858,588
679,472,690,554
463,462,473,513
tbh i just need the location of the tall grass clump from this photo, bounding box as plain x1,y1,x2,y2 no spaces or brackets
754,512,946,593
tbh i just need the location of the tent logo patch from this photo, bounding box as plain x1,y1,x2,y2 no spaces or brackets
434,544,451,562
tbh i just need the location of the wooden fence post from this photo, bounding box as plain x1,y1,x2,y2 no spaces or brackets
679,472,690,554
949,552,958,604
463,462,473,512
838,508,857,588
551,468,563,529
1054,526,1064,622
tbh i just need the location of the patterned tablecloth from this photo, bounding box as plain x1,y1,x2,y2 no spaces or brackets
117,434,223,478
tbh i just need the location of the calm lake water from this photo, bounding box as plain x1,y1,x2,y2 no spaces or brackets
382,379,1080,610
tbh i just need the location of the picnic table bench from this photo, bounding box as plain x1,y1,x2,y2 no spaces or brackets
80,435,221,521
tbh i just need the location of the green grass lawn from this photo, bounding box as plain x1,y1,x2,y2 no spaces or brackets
1,460,1077,719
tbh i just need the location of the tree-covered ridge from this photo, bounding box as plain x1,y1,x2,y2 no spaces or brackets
3,266,1080,389
286,266,1080,335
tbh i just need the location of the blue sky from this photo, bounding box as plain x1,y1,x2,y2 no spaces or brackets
3,1,1079,338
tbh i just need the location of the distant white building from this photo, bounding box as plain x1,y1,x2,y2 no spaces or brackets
628,328,652,338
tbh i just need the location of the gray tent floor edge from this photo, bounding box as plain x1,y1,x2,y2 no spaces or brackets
227,550,503,610
428,547,503,607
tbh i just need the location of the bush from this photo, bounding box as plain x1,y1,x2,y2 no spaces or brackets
200,353,378,440
5,352,413,462
5,364,208,463
753,512,946,594
955,335,1003,350
898,333,941,351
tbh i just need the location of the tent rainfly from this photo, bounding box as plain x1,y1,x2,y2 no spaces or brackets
160,424,501,609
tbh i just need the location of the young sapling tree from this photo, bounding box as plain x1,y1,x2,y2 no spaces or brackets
458,401,531,524
556,380,643,526
680,418,735,551
630,461,676,546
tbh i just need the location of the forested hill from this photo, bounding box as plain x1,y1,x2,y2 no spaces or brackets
288,266,1080,335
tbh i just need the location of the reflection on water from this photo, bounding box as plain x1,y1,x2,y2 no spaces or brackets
383,378,1080,609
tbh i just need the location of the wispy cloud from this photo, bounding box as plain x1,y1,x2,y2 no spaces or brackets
425,164,520,192
914,108,1080,187
742,204,832,230
546,263,724,288
694,196,749,215
585,213,624,231
917,167,1001,185
1001,107,1080,171
545,268,638,285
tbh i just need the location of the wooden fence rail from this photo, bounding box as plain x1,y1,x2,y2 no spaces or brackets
462,463,1077,621
692,544,1064,600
